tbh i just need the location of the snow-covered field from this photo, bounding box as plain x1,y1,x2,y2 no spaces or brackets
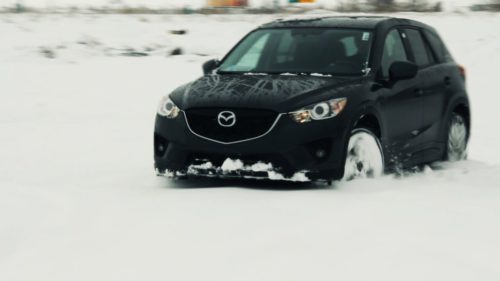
1,12,500,280
0,0,481,11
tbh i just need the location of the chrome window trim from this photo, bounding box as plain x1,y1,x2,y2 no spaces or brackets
182,110,283,145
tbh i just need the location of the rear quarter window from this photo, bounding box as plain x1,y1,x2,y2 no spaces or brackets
423,30,453,63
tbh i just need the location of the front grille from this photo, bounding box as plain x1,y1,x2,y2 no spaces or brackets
185,108,279,143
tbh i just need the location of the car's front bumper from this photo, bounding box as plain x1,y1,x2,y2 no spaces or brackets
154,111,350,181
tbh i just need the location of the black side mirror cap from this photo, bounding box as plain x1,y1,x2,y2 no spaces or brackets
202,59,220,75
389,61,418,81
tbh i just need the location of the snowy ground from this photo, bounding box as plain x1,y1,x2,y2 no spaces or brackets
1,12,500,281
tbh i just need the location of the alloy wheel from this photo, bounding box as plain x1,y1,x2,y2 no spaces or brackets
447,113,468,161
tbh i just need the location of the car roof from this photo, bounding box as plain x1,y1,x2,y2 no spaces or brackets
259,16,434,31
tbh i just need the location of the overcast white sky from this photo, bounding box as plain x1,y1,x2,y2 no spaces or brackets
0,0,483,8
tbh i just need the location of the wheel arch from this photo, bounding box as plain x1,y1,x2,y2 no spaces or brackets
353,113,382,139
452,102,471,135
335,102,386,179
444,96,471,140
345,106,386,165
350,101,385,140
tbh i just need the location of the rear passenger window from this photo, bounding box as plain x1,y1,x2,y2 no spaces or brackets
381,29,408,78
424,30,453,63
404,29,433,67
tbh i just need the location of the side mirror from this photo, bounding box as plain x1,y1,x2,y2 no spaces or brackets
389,61,418,81
202,59,220,75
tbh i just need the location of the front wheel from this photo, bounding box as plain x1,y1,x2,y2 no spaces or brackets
343,128,384,181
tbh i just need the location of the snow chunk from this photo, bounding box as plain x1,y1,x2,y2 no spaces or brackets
192,161,213,170
187,161,214,175
310,73,333,77
250,161,273,172
268,171,310,182
221,158,244,172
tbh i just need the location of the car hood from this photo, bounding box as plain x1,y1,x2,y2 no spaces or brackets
170,74,361,112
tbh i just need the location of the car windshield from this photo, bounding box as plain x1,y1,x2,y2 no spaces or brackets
218,28,373,76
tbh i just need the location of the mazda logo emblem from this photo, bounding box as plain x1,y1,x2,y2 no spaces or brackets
217,111,236,127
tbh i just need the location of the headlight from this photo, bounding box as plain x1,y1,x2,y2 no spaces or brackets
290,98,347,123
157,96,180,118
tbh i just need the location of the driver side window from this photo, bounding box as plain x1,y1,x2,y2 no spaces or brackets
381,29,409,78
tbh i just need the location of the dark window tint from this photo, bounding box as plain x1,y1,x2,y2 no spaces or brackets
381,29,408,78
218,28,374,76
423,30,453,63
404,29,433,66
275,31,294,64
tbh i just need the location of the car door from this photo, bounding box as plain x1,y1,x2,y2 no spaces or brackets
402,28,446,162
375,28,423,167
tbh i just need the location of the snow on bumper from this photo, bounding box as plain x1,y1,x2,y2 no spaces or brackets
156,158,310,182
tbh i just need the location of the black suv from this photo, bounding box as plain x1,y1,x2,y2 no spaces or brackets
154,16,470,182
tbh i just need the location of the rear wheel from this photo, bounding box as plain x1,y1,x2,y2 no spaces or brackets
343,128,384,181
446,113,468,161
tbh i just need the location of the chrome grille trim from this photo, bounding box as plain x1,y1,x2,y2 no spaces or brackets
182,110,283,145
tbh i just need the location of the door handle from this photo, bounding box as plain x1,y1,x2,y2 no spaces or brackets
444,76,451,86
414,89,424,96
